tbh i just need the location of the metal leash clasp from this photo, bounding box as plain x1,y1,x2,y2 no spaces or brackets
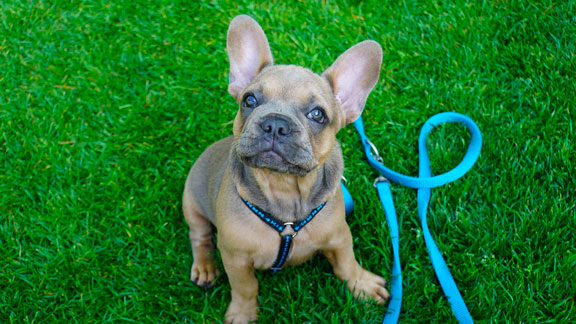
366,139,389,187
373,176,389,188
366,139,384,163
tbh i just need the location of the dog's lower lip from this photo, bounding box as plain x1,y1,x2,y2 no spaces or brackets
239,150,312,175
259,149,283,159
239,147,281,159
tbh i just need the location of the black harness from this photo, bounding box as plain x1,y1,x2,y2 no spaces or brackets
240,198,326,272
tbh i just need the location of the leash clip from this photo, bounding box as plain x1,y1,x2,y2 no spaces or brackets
373,176,389,188
366,140,384,163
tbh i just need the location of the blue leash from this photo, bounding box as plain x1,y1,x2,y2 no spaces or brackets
343,112,481,323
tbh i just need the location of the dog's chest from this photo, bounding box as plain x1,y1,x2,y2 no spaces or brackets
252,227,325,269
217,187,342,270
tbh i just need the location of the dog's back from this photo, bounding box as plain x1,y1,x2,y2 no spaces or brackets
184,136,233,223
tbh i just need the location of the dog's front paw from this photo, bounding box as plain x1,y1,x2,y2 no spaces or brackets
348,270,390,305
224,306,258,324
190,257,220,288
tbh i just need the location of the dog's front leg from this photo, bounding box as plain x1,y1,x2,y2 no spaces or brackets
221,249,259,324
322,223,390,305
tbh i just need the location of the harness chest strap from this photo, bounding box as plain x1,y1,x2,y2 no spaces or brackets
241,198,326,272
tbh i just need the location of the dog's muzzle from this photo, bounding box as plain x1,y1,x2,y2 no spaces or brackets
236,114,316,176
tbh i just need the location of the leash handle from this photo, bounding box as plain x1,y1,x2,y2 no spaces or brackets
355,113,482,189
354,112,481,324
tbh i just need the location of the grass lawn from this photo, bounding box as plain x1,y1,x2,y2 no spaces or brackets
1,0,574,323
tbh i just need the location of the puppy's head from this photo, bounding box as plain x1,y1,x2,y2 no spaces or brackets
227,15,382,177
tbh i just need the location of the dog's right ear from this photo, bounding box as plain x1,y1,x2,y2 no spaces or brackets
227,15,274,98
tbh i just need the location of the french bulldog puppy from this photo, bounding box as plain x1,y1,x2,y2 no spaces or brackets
183,15,389,324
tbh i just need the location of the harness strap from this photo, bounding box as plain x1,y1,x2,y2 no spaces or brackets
271,235,293,272
353,112,481,324
241,198,326,272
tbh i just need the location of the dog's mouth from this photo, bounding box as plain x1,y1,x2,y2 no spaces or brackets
236,140,316,177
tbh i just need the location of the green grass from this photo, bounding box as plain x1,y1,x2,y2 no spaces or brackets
1,0,574,323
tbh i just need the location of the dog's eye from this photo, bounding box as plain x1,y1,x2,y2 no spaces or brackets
306,108,326,124
242,94,258,108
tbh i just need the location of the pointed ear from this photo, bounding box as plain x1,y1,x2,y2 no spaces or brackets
226,15,274,98
322,41,382,126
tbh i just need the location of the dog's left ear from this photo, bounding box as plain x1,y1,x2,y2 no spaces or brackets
323,41,382,126
227,15,274,98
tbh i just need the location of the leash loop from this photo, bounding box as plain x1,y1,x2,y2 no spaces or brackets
353,112,481,324
355,113,481,190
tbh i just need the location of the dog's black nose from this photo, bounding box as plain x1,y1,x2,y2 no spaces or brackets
261,117,292,137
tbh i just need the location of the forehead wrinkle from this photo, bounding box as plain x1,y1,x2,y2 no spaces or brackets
254,65,341,125
260,76,329,104
257,65,326,95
